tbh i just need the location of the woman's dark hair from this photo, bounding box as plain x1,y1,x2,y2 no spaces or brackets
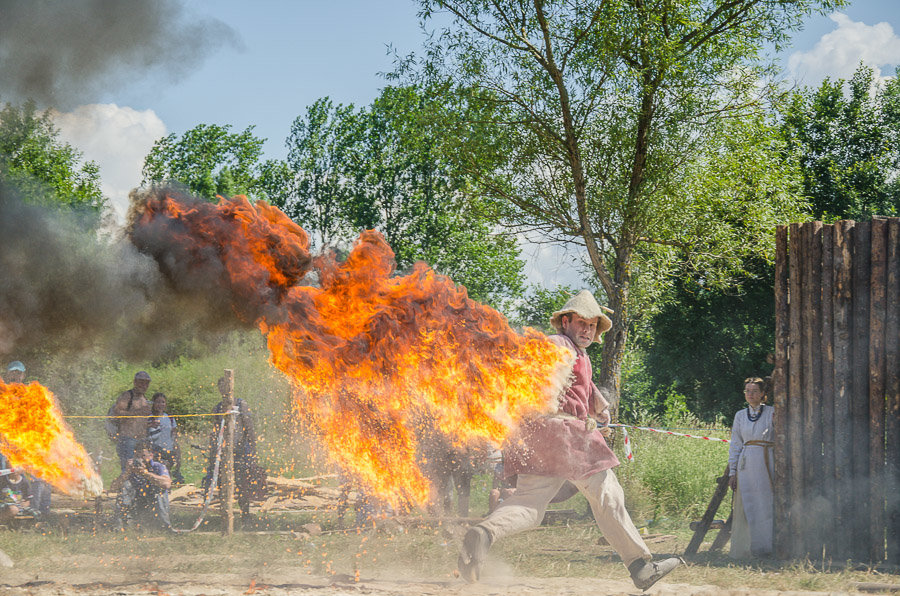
151,392,166,402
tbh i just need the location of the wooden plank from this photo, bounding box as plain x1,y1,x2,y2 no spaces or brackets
833,219,855,560
868,218,887,562
852,220,871,560
788,222,805,558
684,464,731,557
773,224,791,560
820,223,836,558
802,221,824,557
886,218,900,565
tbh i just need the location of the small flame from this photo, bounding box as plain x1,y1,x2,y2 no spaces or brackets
0,380,102,497
130,190,573,508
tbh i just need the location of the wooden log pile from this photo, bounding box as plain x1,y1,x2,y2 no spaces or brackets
167,474,354,513
773,217,900,564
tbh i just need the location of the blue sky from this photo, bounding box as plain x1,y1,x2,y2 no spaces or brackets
36,0,900,285
78,0,900,162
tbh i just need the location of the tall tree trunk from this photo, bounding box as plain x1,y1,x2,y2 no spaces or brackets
599,244,632,411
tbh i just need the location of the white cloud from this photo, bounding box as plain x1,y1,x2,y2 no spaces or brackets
51,104,167,222
788,13,900,86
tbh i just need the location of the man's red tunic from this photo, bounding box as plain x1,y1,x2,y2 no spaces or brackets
504,334,619,480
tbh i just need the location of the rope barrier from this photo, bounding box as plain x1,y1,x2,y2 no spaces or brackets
609,423,731,444
170,416,226,534
67,412,231,419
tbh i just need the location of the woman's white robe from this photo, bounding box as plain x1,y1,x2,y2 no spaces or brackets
728,404,774,558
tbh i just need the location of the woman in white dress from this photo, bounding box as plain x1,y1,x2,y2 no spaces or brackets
728,377,774,558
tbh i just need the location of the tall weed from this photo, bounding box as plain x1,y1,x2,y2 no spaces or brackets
614,413,731,523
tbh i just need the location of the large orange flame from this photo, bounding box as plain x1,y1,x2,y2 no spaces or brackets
0,380,102,497
131,191,572,508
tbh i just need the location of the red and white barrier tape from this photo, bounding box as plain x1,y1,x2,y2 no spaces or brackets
609,423,730,444
606,423,729,463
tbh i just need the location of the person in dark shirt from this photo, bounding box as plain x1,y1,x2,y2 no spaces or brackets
111,440,172,531
0,468,36,523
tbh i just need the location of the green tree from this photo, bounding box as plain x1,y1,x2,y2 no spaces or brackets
142,123,267,200
277,90,526,306
273,98,361,249
781,64,900,220
346,86,524,306
0,101,106,219
411,0,836,397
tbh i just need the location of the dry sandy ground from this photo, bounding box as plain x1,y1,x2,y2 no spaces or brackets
0,567,880,595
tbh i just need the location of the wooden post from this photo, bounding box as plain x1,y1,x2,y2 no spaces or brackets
868,218,887,562
222,369,235,535
885,218,900,565
832,220,854,560
787,222,804,557
802,222,824,557
820,223,836,558
773,225,791,559
852,220,871,560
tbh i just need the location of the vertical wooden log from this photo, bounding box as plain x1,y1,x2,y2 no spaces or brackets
868,218,887,562
852,220,871,561
833,220,855,561
820,223,836,558
885,218,900,565
788,222,805,558
773,225,792,560
222,369,235,536
803,222,824,559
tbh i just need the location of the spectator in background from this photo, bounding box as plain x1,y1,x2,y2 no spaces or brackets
728,377,774,558
3,361,25,384
112,372,152,472
203,377,266,528
0,467,37,523
110,440,172,531
148,393,184,485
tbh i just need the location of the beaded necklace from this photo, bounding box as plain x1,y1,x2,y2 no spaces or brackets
747,403,764,422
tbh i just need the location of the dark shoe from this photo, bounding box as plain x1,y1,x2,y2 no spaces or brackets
629,556,681,591
457,526,491,583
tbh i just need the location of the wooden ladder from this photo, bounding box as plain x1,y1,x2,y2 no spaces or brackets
684,463,733,556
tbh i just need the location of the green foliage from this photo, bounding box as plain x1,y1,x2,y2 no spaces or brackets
615,422,730,521
273,89,526,307
641,259,776,421
408,0,840,392
0,101,106,221
36,331,308,485
141,123,267,200
513,285,577,332
781,64,900,220
270,97,360,248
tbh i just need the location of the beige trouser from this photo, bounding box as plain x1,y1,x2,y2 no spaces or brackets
477,470,651,567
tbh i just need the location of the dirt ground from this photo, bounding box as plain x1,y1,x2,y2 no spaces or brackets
0,569,875,596
0,495,894,596
0,553,890,596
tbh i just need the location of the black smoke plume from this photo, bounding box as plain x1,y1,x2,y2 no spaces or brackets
0,183,265,362
0,0,241,109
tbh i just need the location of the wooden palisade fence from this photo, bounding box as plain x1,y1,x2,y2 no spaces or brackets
773,217,900,564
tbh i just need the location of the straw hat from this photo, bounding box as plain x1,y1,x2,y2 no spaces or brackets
549,290,613,343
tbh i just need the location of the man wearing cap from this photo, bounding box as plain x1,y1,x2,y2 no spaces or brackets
457,290,680,590
4,361,26,384
112,372,153,472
